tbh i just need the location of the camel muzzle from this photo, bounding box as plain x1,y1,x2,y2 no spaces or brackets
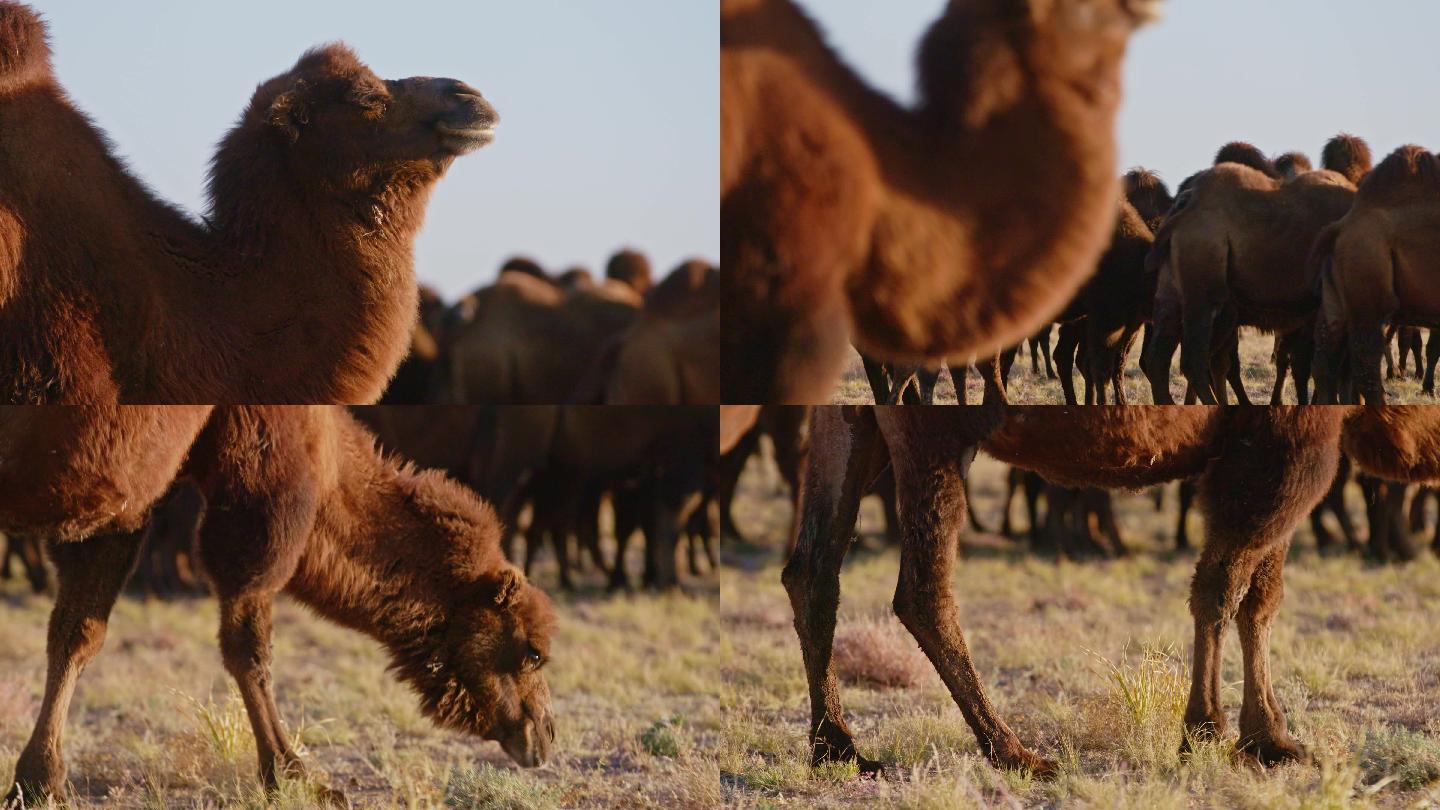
422,78,499,153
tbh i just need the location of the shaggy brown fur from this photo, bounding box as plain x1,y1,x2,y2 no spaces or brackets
5,407,556,805
787,405,1440,780
1321,133,1373,186
1122,167,1175,232
1143,136,1364,403
1275,152,1313,180
0,5,496,405
1312,146,1440,403
1213,141,1280,178
721,0,1159,403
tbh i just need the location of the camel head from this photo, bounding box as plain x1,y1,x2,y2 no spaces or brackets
413,565,557,768
224,44,498,191
0,2,51,95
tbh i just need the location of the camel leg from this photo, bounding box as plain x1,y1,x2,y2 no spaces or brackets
1175,479,1195,551
1040,327,1056,379
889,440,1055,775
1424,330,1440,396
7,532,142,805
1181,303,1219,405
1288,330,1314,406
1000,468,1020,539
783,407,889,771
1350,325,1388,404
608,487,643,592
1143,306,1182,404
1234,543,1309,765
1055,323,1080,405
1383,325,1398,379
1184,412,1337,759
860,353,892,404
1271,336,1291,406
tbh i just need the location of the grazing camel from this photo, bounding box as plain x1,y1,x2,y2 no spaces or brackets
5,407,556,806
721,0,1161,403
1312,146,1440,403
786,405,1440,778
1144,136,1370,404
0,7,497,405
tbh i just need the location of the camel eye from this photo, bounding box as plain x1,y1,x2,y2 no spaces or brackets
523,646,545,671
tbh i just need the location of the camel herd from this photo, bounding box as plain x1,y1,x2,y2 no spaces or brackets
384,251,718,405
722,0,1440,406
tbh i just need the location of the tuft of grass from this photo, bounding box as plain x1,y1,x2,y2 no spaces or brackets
174,687,250,763
639,715,686,759
832,619,932,690
1358,726,1440,791
442,764,561,810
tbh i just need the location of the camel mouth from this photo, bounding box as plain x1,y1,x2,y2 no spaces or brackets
1125,0,1165,25
435,121,497,153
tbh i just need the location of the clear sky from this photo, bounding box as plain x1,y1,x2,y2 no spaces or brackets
791,0,1438,192
37,1,717,300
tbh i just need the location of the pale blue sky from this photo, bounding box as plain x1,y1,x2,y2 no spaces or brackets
37,1,717,299
799,1,1437,192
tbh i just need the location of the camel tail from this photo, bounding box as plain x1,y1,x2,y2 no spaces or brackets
0,3,49,95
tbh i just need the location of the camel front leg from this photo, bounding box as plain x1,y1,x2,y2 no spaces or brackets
889,443,1055,775
782,407,887,772
7,531,142,805
1235,543,1309,766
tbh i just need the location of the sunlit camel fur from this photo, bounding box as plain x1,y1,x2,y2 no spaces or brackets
5,407,556,805
721,0,1161,403
786,405,1440,778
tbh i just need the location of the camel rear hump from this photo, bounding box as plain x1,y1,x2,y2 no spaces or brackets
0,2,51,94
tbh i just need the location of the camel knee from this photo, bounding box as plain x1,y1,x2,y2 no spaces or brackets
47,614,111,664
892,578,948,637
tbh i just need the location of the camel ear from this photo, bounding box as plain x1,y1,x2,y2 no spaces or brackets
491,566,527,610
266,80,312,142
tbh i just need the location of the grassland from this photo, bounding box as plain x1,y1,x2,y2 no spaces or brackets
1,534,720,809
831,332,1437,405
721,451,1440,808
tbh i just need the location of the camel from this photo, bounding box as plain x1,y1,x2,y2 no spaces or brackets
379,285,450,404
0,9,497,405
443,267,641,403
1143,136,1370,404
5,407,556,805
721,0,1161,403
592,260,720,404
785,405,1440,779
1312,146,1440,403
605,248,654,296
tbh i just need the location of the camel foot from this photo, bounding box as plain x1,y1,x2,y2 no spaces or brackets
1237,733,1311,769
7,751,67,808
809,727,885,777
989,741,1058,780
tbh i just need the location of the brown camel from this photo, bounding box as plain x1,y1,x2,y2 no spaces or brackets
1312,146,1440,403
594,260,720,404
1143,136,1370,404
721,0,1160,403
443,261,643,404
0,6,497,405
786,405,1440,778
605,248,654,296
4,407,556,805
378,285,450,404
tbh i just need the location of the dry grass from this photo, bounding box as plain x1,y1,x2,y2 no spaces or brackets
722,450,1440,808
0,520,720,809
831,331,1438,405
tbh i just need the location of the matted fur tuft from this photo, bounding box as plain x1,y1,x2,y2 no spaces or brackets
1359,144,1440,198
1213,141,1279,178
1321,134,1372,185
0,1,50,94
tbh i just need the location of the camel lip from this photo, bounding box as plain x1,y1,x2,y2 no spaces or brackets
1127,0,1165,25
435,121,497,152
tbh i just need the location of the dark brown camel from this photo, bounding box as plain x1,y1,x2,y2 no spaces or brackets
0,7,496,405
1144,136,1370,404
593,260,720,404
786,405,1440,778
5,407,556,806
721,0,1160,403
1312,146,1440,403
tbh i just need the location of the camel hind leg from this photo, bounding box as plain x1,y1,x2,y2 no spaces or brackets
782,407,889,771
7,532,143,805
1184,411,1339,761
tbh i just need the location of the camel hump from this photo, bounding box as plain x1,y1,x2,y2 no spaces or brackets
0,2,51,94
1322,134,1373,185
1359,144,1440,198
1274,151,1313,179
1213,141,1278,178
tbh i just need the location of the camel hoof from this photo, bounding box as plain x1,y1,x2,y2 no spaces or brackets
994,749,1058,780
1238,736,1311,769
855,754,886,779
4,779,63,809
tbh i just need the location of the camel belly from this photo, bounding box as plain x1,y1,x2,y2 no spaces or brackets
0,405,211,540
982,407,1223,489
